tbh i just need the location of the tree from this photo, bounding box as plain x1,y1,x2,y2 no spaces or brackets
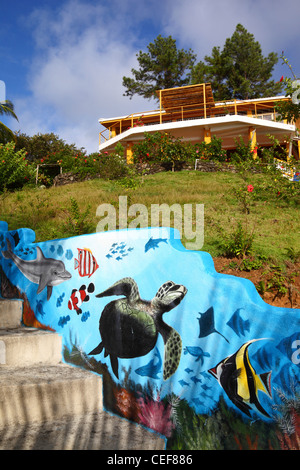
275,55,300,123
0,100,18,143
190,46,231,100
122,35,196,100
191,24,283,100
15,132,84,161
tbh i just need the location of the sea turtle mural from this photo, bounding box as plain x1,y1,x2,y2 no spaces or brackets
88,277,186,380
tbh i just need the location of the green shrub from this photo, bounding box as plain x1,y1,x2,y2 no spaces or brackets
132,132,190,168
223,222,255,258
133,132,227,166
230,137,253,163
202,136,227,161
0,142,35,192
97,152,130,179
59,197,94,237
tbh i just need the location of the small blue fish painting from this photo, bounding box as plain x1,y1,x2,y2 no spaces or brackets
81,311,90,322
57,245,64,257
191,376,202,384
184,346,210,365
199,371,212,379
179,380,189,387
135,347,162,379
226,308,250,337
192,398,204,406
145,237,168,252
58,315,70,327
65,249,73,260
201,384,212,391
106,242,134,261
36,300,46,317
56,293,65,308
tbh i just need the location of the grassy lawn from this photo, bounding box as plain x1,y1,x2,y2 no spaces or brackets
0,170,299,264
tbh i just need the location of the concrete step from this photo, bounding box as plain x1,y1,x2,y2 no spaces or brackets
0,328,62,366
0,299,23,328
0,411,166,450
0,300,166,450
0,363,103,427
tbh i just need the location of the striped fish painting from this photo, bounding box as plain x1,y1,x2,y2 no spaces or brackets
75,248,99,278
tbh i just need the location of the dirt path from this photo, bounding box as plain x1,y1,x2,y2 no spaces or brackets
213,257,300,309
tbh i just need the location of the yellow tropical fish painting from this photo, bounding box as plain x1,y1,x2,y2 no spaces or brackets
208,339,272,417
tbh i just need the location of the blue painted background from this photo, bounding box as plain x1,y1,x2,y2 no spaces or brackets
0,220,299,448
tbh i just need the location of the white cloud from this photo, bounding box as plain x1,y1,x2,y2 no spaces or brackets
16,0,158,152
164,0,300,71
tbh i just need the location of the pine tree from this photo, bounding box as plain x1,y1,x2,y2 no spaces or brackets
191,24,283,100
122,35,196,100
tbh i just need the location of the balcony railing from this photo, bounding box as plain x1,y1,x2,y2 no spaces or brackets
99,99,289,146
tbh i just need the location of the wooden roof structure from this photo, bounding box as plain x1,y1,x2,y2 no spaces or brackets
156,83,215,112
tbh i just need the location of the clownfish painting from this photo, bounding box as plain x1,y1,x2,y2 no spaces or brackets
68,283,95,315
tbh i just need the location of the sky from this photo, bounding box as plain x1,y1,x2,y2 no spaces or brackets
1,0,300,153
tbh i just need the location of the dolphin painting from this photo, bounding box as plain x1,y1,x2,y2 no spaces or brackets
144,237,168,253
2,239,71,300
135,347,163,379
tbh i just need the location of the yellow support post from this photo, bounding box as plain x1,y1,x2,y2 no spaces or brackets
203,84,206,119
159,90,162,124
126,142,133,164
286,141,292,163
204,128,211,144
249,127,257,159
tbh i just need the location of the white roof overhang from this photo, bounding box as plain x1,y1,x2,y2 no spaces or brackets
99,114,296,152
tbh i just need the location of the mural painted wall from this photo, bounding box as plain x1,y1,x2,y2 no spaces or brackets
0,220,299,450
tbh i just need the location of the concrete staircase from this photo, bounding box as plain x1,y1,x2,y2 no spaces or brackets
0,299,165,450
